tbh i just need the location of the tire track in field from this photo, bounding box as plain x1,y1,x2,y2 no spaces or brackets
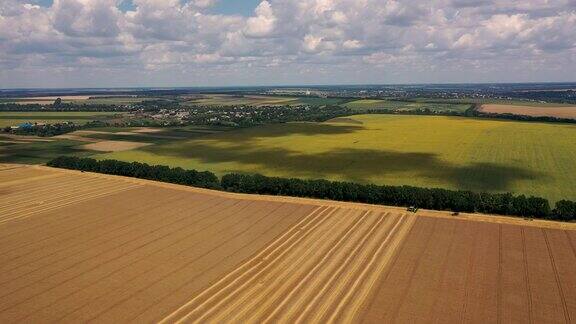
285,213,393,322
285,213,399,324
253,211,375,323
204,212,411,324
0,171,107,200
497,224,503,324
521,228,534,324
0,183,141,225
0,183,135,223
1,197,246,323
0,164,25,172
16,199,266,323
0,186,194,244
0,173,64,188
424,220,464,323
0,173,138,205
385,218,439,323
0,195,224,287
0,175,104,208
118,204,319,324
542,229,570,323
566,231,576,260
0,197,236,306
459,222,482,323
325,214,415,324
158,206,332,324
0,180,136,217
75,202,303,323
0,175,132,207
0,189,204,264
0,197,234,303
0,189,215,254
168,206,340,324
0,175,132,216
160,209,415,324
198,209,364,323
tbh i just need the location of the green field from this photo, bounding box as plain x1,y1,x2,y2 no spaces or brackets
2,96,154,105
181,94,299,107
0,138,95,164
82,125,231,144
81,97,154,105
98,115,576,202
0,125,231,164
0,111,123,127
344,99,471,113
292,97,347,106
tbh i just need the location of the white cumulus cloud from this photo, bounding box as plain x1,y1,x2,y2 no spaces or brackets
0,0,575,87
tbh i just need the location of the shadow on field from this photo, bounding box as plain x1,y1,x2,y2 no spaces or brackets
196,123,363,142
0,140,92,164
148,141,543,192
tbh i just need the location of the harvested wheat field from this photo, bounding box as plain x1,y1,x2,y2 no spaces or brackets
481,104,576,119
0,164,575,323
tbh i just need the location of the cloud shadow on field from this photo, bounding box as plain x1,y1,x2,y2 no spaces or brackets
0,140,92,164
146,142,543,193
200,123,364,143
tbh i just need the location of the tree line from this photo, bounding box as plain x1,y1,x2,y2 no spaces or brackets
466,104,576,124
47,156,220,189
1,120,112,137
47,156,575,222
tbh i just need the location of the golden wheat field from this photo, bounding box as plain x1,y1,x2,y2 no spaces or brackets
481,104,576,119
0,164,575,323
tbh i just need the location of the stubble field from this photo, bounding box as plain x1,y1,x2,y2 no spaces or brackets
343,99,471,113
0,164,574,323
481,104,576,119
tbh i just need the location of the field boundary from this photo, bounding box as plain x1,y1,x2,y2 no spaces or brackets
18,164,575,231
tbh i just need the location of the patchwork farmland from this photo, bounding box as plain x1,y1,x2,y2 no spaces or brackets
0,111,123,128
99,114,576,202
480,104,576,119
0,164,575,323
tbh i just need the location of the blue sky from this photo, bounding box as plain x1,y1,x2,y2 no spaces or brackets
1,0,575,88
210,0,261,16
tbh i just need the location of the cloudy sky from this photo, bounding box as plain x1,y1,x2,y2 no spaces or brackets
0,0,575,88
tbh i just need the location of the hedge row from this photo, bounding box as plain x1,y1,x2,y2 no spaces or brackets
47,156,575,221
47,156,220,190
